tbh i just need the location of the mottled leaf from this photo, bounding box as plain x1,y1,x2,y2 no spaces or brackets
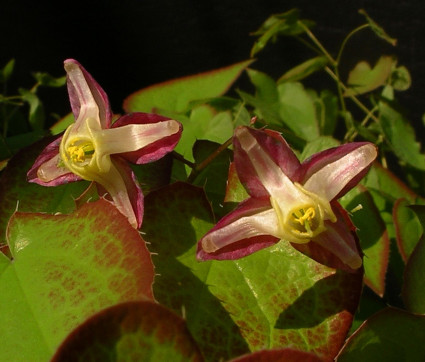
0,200,155,361
230,348,322,362
52,301,202,362
143,182,362,362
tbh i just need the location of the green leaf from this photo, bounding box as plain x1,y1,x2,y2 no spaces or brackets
33,72,66,87
123,60,253,114
393,198,423,262
313,89,339,135
0,59,15,83
52,301,202,362
344,56,395,96
278,82,319,141
379,100,425,170
362,162,421,203
231,348,322,362
250,9,314,57
0,138,91,243
358,9,397,46
390,65,411,91
173,106,234,172
0,200,155,361
339,185,390,297
402,238,425,314
18,88,45,130
224,162,249,203
191,140,233,216
337,308,425,361
0,130,47,160
49,112,74,135
277,56,328,83
300,136,340,161
142,183,363,361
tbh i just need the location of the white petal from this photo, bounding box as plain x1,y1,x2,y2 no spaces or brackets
236,127,309,205
202,208,279,252
65,62,100,133
95,120,180,156
303,144,377,201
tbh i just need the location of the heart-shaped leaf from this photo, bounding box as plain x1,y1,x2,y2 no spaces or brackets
0,200,154,361
142,182,363,361
52,301,202,362
344,56,395,96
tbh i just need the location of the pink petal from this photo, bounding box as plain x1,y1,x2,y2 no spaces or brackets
300,142,377,200
233,126,300,198
27,136,81,186
111,113,182,164
197,197,279,260
64,59,112,129
102,156,144,228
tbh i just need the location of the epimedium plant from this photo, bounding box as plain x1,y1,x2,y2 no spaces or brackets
1,8,425,362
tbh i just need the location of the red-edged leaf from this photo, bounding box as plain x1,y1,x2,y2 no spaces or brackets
0,200,154,360
52,301,202,362
402,237,425,314
123,60,254,114
393,198,423,262
339,185,389,297
142,182,363,361
230,348,323,362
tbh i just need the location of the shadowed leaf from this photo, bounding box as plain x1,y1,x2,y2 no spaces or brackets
337,307,425,361
143,182,363,361
52,301,202,362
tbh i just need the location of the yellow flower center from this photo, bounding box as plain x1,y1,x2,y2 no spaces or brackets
66,141,95,164
270,183,336,244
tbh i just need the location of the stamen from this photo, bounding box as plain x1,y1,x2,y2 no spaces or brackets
66,140,95,163
293,207,316,226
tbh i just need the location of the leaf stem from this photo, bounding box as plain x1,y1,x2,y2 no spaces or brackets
187,137,233,183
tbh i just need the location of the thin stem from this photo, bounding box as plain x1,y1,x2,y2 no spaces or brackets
298,21,336,65
335,24,369,66
187,137,233,183
172,151,196,169
325,66,381,127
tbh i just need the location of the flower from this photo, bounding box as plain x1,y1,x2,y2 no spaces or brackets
197,126,377,271
27,59,182,228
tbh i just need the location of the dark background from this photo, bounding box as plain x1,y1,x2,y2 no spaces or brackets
1,0,424,132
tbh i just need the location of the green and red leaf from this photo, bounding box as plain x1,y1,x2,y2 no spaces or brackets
0,200,154,361
52,301,202,362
